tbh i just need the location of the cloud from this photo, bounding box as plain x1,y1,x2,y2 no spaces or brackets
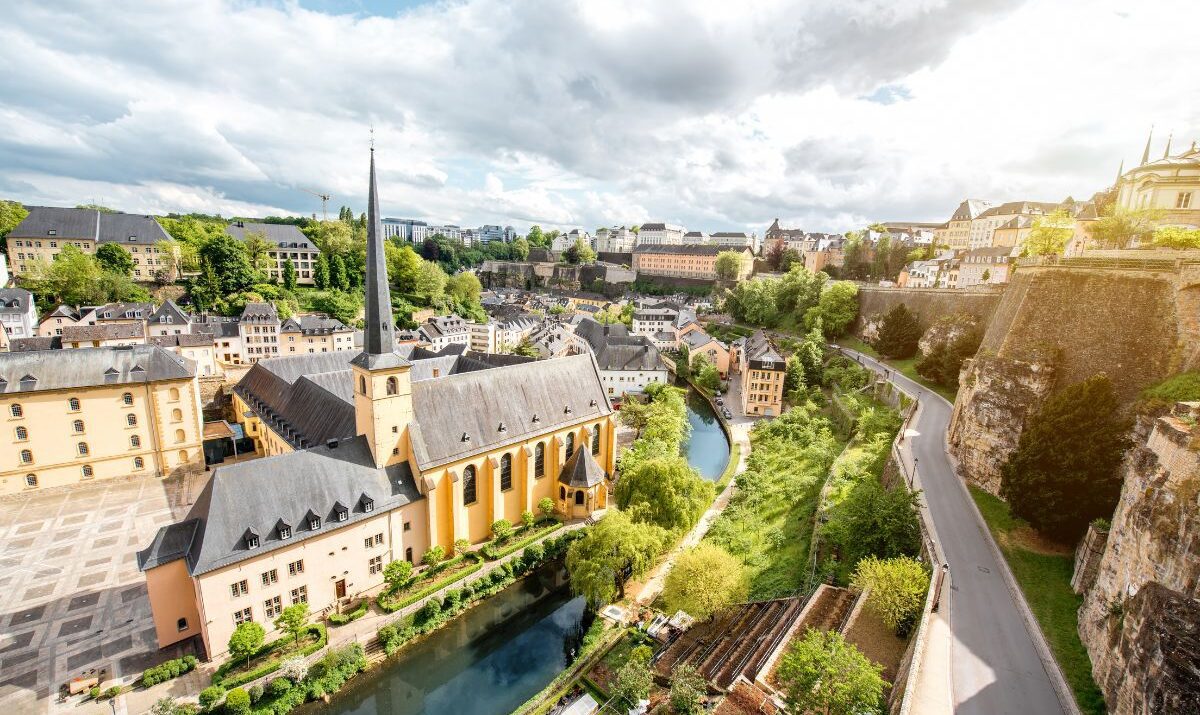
0,0,1197,234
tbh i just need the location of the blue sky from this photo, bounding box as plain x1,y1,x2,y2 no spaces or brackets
1,0,1197,235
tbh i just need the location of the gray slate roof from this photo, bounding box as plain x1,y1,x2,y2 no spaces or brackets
0,346,193,393
10,336,61,352
558,446,606,488
149,301,190,325
0,289,33,313
138,436,422,575
280,314,351,335
93,302,154,321
149,334,215,348
9,206,99,239
744,330,784,369
574,318,663,372
99,212,171,245
226,221,314,249
633,244,727,256
63,323,145,342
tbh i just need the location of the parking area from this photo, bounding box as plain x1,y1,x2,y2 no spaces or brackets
0,472,207,713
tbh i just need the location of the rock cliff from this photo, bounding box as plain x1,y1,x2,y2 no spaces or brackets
1077,403,1200,715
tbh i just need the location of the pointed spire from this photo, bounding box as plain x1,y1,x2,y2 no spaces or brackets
1163,132,1173,159
363,147,396,356
1140,126,1154,165
1115,159,1124,186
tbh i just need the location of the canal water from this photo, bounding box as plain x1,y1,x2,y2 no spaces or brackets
317,565,590,715
683,388,731,480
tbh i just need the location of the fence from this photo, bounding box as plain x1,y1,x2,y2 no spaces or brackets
1015,254,1197,272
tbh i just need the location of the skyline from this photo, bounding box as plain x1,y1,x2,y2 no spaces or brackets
1,0,1198,234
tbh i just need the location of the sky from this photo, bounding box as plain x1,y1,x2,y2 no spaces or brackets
1,0,1198,235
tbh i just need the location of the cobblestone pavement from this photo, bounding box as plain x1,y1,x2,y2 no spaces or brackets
0,472,208,715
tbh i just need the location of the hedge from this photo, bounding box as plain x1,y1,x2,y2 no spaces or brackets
480,519,563,560
327,598,369,626
212,623,328,689
376,553,485,614
140,654,199,687
245,643,366,715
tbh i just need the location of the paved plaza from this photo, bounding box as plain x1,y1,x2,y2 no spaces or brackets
0,472,208,714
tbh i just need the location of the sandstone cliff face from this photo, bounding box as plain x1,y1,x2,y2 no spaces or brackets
1078,404,1200,715
852,286,1001,340
917,313,980,358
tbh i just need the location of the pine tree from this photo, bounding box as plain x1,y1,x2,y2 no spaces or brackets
1000,375,1131,541
282,258,297,291
329,254,347,290
313,254,330,290
873,303,922,358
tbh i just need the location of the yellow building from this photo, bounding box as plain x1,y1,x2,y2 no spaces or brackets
280,314,356,355
632,245,753,281
139,151,616,659
0,345,203,494
1115,133,1200,229
737,330,785,417
944,199,992,250
6,207,176,277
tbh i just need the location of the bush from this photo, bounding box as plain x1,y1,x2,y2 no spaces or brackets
538,497,556,518
524,542,545,563
491,518,514,542
247,684,263,703
377,625,397,646
198,685,224,711
223,687,250,714
211,624,327,689
141,654,199,686
521,510,536,528
89,686,101,700
267,678,291,697
423,545,446,568
105,686,122,699
851,555,930,636
327,598,368,626
417,598,442,623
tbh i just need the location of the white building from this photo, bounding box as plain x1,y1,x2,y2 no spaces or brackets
552,229,591,252
419,315,471,351
595,227,636,253
468,321,497,353
0,288,38,340
710,231,758,251
226,222,320,285
636,223,686,246
574,318,668,399
682,231,709,245
0,254,8,287
238,302,280,364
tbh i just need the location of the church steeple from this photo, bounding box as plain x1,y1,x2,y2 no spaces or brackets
1114,159,1124,186
1140,126,1154,165
1163,132,1173,159
363,147,396,356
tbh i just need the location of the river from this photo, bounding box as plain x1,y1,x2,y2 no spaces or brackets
683,387,731,480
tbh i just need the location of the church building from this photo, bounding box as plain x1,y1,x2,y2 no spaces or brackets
138,150,615,659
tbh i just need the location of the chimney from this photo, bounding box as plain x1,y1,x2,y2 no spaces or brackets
326,438,339,450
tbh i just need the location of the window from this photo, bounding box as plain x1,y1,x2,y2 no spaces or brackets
175,429,185,443
171,408,183,422
264,596,282,618
534,443,545,478
559,486,566,499
405,547,413,563
127,414,137,426
10,404,22,417
1177,192,1193,209
130,435,141,448
591,425,601,455
403,521,411,532
15,426,27,441
463,465,477,505
575,490,585,505
500,453,512,491
365,533,383,548
279,524,292,539
20,449,33,464
177,617,189,632
73,419,85,433
233,608,253,625
369,555,383,575
309,516,321,530
261,569,278,586
288,559,304,576
386,376,398,395
169,387,180,402
359,375,367,394
68,397,80,411
25,474,37,487
246,534,259,549
230,580,249,597
134,457,144,469
565,432,575,459
290,586,308,604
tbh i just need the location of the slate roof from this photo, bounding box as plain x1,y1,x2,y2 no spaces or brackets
93,302,154,321
0,288,33,313
149,334,215,348
978,201,1061,218
743,330,784,369
558,446,607,488
680,330,724,351
280,314,351,335
9,206,99,239
138,436,423,575
574,318,663,372
240,302,278,323
62,323,146,342
98,212,171,246
42,305,81,322
950,199,993,222
226,221,315,249
148,301,190,326
633,244,727,256
0,345,193,393
10,336,61,352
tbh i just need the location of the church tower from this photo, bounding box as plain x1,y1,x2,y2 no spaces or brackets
351,147,413,468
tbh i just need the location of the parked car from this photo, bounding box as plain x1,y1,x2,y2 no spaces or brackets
715,398,724,407
722,408,732,419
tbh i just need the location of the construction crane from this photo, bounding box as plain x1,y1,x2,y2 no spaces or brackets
300,188,331,221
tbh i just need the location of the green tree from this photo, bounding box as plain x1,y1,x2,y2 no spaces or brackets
94,242,134,276
521,510,536,529
689,352,721,392
526,225,547,247
1022,209,1074,256
616,456,713,532
714,250,745,281
1152,225,1200,249
26,245,105,305
199,234,257,294
851,556,929,636
824,478,922,571
447,271,482,306
1000,375,1131,541
242,231,274,275
328,253,348,290
662,543,749,620
611,653,654,708
0,200,29,251
310,290,362,324
564,238,596,264
872,303,922,359
282,258,297,291
511,237,530,260
313,253,330,289
414,261,448,305
915,328,981,389
75,203,116,213
565,509,666,606
513,337,540,358
776,629,887,715
383,560,413,591
491,518,514,542
386,243,422,289
784,355,807,398
197,686,224,711
422,545,446,568
668,664,707,715
223,687,250,715
538,496,556,518
775,265,828,317
725,278,779,327
227,622,264,668
273,603,309,644
804,281,858,337
1091,206,1159,249
796,324,826,385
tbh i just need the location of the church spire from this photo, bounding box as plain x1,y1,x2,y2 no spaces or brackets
362,147,397,357
1114,159,1124,186
1163,132,1173,159
1140,126,1154,165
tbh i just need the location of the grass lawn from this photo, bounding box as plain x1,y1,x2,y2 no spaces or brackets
968,486,1107,715
838,336,958,403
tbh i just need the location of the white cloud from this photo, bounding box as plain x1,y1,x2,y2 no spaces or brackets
0,0,1196,234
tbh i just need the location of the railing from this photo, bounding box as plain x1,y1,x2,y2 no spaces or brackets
1015,254,1190,272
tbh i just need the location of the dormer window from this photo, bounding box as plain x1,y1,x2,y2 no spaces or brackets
361,495,375,513
278,522,292,539
564,405,573,415
47,229,56,236
309,516,321,530
532,414,541,424
460,432,470,442
498,422,507,433
334,504,348,522
245,529,260,549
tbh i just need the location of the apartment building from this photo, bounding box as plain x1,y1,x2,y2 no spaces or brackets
632,245,753,281
6,207,175,277
239,302,280,364
574,318,668,399
595,227,637,253
636,223,686,246
944,199,993,250
0,289,38,340
738,331,785,417
281,315,356,355
418,315,471,351
226,222,319,285
968,201,1061,250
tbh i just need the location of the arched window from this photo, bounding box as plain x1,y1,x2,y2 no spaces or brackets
130,435,141,448
175,428,186,443
359,376,367,394
169,387,180,402
73,419,85,433
565,432,575,459
591,425,600,455
81,464,93,479
68,397,80,411
20,449,33,464
171,408,183,422
559,486,566,500
127,414,137,426
386,377,398,395
15,426,27,441
178,449,189,462
500,453,512,491
462,465,477,505
25,474,37,487
534,443,545,478
77,442,89,456
575,490,585,505
122,392,133,406
10,404,22,417
134,456,145,470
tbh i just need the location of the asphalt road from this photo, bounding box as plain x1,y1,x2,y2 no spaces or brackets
843,349,1068,715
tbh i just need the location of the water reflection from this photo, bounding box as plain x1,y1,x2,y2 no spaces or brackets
683,388,732,480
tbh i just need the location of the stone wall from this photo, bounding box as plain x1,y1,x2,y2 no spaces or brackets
1077,403,1200,715
1071,523,1109,595
853,286,1003,340
479,260,634,293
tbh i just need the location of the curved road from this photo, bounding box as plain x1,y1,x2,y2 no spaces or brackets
843,349,1069,715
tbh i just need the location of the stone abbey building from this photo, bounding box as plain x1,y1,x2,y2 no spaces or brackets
138,151,615,659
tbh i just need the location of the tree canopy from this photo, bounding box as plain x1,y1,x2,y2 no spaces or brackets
564,238,596,264
714,250,745,281
1152,225,1200,249
776,629,887,715
662,542,749,620
1022,209,1074,256
615,455,714,532
851,555,929,636
1090,206,1159,249
804,281,859,337
872,303,922,359
565,509,666,607
95,242,134,276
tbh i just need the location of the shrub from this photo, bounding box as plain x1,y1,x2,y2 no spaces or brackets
89,686,101,700
223,687,250,715
851,555,930,636
423,545,446,568
377,625,397,646
197,685,224,711
279,656,308,683
453,538,470,557
538,497,556,518
105,686,122,699
524,542,545,563
417,598,442,623
383,559,414,591
247,684,263,703
491,518,514,542
521,510,536,529
872,303,921,358
267,678,291,697
443,589,463,610
327,598,368,626
141,654,199,686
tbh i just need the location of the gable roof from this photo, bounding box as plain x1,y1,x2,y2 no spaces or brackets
98,212,171,245
62,322,145,342
280,314,351,335
9,206,100,239
0,288,33,313
149,301,190,325
634,244,731,256
0,345,193,393
574,318,663,372
558,446,606,488
226,221,315,249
